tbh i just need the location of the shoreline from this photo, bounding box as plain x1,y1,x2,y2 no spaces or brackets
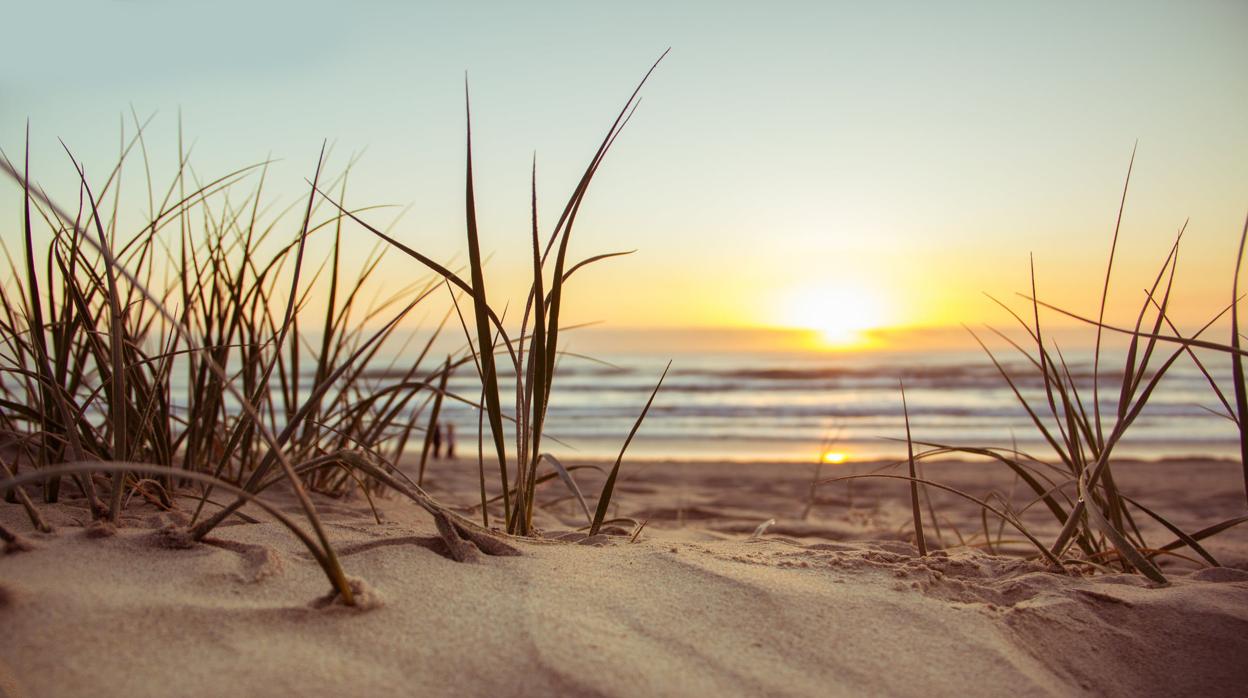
477,453,1247,466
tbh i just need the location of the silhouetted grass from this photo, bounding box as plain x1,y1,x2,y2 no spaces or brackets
0,128,465,602
0,56,671,604
899,381,927,556
821,159,1247,581
320,51,671,536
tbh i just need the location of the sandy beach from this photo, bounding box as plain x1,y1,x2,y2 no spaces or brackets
3,456,1246,697
5,5,1248,695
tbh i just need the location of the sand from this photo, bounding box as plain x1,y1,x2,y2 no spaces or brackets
2,457,1247,697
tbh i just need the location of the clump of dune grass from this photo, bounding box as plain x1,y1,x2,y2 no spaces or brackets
0,54,671,603
0,123,474,602
319,51,672,537
822,156,1248,581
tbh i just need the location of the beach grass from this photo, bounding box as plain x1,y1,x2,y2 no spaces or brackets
320,51,671,536
0,56,674,603
814,161,1248,580
1,53,1244,601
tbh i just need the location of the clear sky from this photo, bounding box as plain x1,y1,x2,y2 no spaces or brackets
4,0,1246,350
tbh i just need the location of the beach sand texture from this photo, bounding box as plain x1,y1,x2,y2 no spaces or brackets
3,457,1246,698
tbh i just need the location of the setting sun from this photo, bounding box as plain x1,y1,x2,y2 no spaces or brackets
822,451,848,464
781,281,890,349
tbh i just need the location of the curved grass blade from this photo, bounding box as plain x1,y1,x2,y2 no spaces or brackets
560,250,636,284
1078,467,1167,584
1119,494,1219,567
540,453,592,526
900,381,927,556
1231,213,1248,505
590,361,670,535
1156,515,1248,554
1093,145,1135,447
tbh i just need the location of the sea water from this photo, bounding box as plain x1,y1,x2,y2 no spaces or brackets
378,345,1242,464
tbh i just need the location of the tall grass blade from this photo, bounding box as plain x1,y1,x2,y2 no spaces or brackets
1093,144,1135,448
522,157,548,533
460,82,511,531
1230,213,1248,505
64,149,130,522
590,361,670,535
900,381,928,556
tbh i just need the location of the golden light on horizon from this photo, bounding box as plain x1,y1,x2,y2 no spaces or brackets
781,281,891,350
822,451,847,464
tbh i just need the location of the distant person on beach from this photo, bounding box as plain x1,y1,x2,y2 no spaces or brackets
432,420,443,459
446,423,456,459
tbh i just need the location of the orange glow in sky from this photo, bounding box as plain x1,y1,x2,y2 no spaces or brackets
6,3,1245,355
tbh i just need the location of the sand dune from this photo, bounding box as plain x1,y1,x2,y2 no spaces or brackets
2,458,1247,697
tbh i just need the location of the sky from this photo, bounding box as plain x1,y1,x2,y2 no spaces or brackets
3,0,1247,351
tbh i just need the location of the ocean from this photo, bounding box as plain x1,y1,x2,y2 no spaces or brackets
407,344,1243,464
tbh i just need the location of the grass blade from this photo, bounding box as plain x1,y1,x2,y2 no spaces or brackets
1093,144,1136,447
823,473,1062,567
417,357,452,486
590,361,670,535
900,381,928,556
541,453,592,526
1230,213,1248,505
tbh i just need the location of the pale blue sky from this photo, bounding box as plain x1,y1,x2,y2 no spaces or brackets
4,0,1246,342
